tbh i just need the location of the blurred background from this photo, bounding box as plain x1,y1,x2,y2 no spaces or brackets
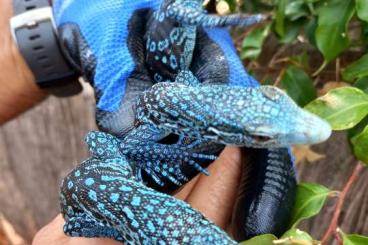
1,0,368,244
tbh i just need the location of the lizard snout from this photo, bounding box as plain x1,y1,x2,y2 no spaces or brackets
288,110,332,145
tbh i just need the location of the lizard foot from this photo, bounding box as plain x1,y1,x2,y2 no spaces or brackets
85,131,122,159
121,125,217,186
63,212,125,242
166,1,268,28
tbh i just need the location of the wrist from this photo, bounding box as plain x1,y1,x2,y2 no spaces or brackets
0,1,47,124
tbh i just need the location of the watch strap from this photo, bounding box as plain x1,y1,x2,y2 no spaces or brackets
13,0,49,15
11,0,82,97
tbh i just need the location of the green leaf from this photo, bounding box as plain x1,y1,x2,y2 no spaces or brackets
275,0,289,37
340,231,368,245
241,24,271,60
289,183,330,228
342,54,368,82
361,21,368,46
348,116,368,140
356,0,368,23
304,17,318,46
278,20,301,44
285,0,309,21
289,52,310,71
281,66,317,107
279,229,314,245
355,77,368,93
305,0,321,3
305,87,368,130
351,125,368,165
315,0,355,62
239,234,277,245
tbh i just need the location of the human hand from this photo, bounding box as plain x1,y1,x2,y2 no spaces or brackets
0,1,47,124
52,0,161,137
32,147,243,245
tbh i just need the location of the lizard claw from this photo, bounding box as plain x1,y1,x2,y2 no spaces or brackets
144,161,185,186
189,160,210,176
153,165,183,186
143,166,165,186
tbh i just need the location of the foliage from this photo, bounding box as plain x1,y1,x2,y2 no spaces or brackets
241,24,271,60
339,230,368,245
239,234,278,245
288,183,331,228
217,0,368,244
350,125,368,164
343,54,368,82
281,66,317,107
278,229,316,245
305,87,368,130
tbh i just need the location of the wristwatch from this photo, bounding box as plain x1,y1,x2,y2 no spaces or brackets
10,0,82,97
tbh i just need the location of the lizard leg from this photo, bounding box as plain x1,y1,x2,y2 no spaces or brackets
166,1,267,28
83,125,214,187
121,124,217,186
60,157,141,244
60,157,236,244
63,212,125,242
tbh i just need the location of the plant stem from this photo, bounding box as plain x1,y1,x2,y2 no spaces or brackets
321,162,364,244
335,58,340,83
335,228,343,245
273,68,285,87
312,60,327,77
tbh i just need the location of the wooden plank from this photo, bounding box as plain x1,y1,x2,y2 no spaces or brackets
0,92,96,242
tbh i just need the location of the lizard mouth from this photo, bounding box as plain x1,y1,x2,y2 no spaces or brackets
205,127,270,146
204,127,241,143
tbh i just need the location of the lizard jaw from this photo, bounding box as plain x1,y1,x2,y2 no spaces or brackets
203,110,332,148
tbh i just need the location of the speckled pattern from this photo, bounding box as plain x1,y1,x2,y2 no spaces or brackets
60,131,235,244
144,0,265,83
55,0,331,244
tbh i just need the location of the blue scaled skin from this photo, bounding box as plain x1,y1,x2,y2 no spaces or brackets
136,80,331,148
144,0,265,83
53,0,265,137
54,0,332,244
60,132,235,245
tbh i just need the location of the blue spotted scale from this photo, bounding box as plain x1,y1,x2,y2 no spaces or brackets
54,0,332,244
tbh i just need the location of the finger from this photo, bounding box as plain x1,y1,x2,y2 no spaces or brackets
185,147,244,229
32,215,121,245
174,175,200,200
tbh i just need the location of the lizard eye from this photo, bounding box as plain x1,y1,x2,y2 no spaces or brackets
260,86,282,101
251,134,272,143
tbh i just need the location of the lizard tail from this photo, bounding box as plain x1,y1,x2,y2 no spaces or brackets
231,148,297,241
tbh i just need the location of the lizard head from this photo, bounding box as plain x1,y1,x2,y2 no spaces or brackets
138,83,331,148
203,85,332,147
